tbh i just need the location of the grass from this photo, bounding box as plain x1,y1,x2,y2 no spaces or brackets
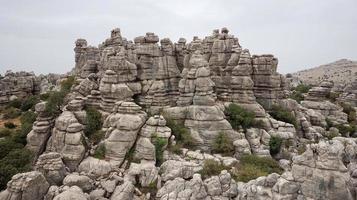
212,132,234,156
269,105,297,128
93,144,106,160
199,159,228,180
232,155,283,182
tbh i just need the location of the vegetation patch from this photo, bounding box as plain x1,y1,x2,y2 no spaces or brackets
232,155,283,182
153,135,167,166
212,132,234,156
269,136,283,155
289,84,311,103
93,144,106,160
199,159,228,180
84,107,103,140
225,104,259,131
269,105,297,128
4,122,16,129
165,116,196,148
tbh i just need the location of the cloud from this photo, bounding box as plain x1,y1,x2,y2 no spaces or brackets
0,0,356,74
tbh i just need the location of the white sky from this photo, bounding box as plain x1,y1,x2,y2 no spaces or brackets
0,0,356,75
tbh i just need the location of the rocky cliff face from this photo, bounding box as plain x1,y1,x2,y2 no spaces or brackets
1,27,357,200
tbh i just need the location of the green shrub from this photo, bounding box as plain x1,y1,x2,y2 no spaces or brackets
93,144,106,160
12,122,33,145
225,104,256,131
212,132,234,156
20,96,40,111
199,159,228,179
20,111,37,125
60,76,76,93
325,118,333,131
153,135,167,166
0,128,13,138
43,76,76,117
0,148,33,190
326,92,340,102
294,84,311,93
269,136,283,155
3,107,22,119
289,84,311,103
40,93,50,101
90,130,105,145
341,103,356,124
168,143,182,155
44,91,66,117
0,138,23,159
269,105,297,128
233,155,283,182
165,117,196,148
84,108,102,138
4,122,16,129
336,124,354,137
6,99,22,109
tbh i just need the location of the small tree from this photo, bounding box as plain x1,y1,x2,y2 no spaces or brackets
225,104,256,131
153,135,167,166
269,136,283,155
84,108,103,139
212,132,234,156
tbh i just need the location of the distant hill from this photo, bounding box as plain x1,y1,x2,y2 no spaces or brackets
292,59,357,86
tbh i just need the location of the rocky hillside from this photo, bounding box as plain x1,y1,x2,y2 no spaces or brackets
0,27,356,200
292,59,357,86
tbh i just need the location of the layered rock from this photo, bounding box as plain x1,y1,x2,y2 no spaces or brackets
0,171,49,200
26,102,54,156
165,51,244,152
35,152,67,186
74,39,100,79
252,55,286,107
45,99,87,171
134,115,171,162
102,101,147,166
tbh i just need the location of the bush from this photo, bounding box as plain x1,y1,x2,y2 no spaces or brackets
269,105,297,128
6,99,22,109
325,118,333,131
225,104,256,131
341,103,356,124
326,92,340,102
44,91,66,117
12,122,33,145
84,108,102,138
168,144,182,155
93,144,106,160
90,130,105,145
60,76,76,93
289,84,311,103
336,124,354,137
212,132,234,156
3,107,22,119
0,128,13,138
20,95,40,111
165,117,196,148
0,138,23,159
20,111,37,125
4,122,16,129
0,148,33,190
153,135,167,166
233,155,283,182
40,93,50,101
199,159,228,180
269,136,283,155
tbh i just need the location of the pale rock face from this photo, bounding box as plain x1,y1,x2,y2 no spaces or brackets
110,181,135,200
63,173,93,192
124,162,158,187
160,160,202,181
78,156,113,178
53,186,90,200
291,140,353,200
245,128,271,157
35,152,67,186
103,101,147,166
134,115,171,162
0,171,49,200
26,102,54,156
45,108,86,171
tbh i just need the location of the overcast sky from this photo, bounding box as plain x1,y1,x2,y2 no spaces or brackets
0,0,356,75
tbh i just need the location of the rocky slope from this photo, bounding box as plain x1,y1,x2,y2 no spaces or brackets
292,59,357,87
0,27,356,200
